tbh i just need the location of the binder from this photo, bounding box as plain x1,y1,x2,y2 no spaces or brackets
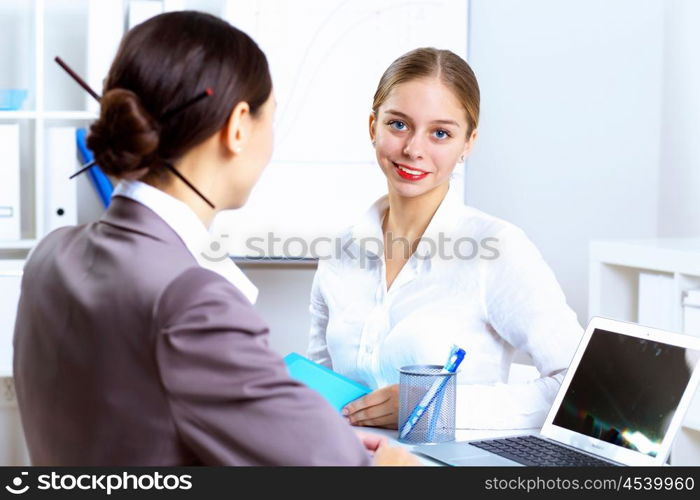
0,260,24,377
683,290,700,338
638,272,675,331
0,124,21,241
283,353,371,412
45,127,78,233
76,128,113,208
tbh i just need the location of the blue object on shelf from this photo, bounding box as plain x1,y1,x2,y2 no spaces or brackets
0,89,29,111
76,128,113,208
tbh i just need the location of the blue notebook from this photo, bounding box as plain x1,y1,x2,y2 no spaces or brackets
283,353,371,412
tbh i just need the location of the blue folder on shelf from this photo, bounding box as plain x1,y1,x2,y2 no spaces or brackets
283,353,371,412
76,128,113,208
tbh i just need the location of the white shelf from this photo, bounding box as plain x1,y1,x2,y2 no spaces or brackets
589,238,700,463
0,0,119,253
0,111,37,120
43,110,98,120
0,111,97,120
590,238,700,276
0,240,36,250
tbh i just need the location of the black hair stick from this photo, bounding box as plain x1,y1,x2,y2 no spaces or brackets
69,160,96,180
54,56,101,102
163,162,215,209
55,56,216,209
161,88,213,121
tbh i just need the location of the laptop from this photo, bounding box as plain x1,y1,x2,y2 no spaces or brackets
415,317,700,466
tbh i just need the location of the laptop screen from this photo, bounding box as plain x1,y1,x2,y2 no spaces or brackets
551,328,698,458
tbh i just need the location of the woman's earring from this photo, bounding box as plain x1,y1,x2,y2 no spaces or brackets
460,155,465,163
371,140,376,148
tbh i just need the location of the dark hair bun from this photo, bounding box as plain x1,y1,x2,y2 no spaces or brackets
87,89,160,178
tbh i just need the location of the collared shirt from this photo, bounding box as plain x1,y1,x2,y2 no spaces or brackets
308,184,583,429
112,180,258,304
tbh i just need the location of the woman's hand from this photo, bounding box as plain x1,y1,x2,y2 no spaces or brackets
354,430,387,455
372,443,421,466
343,384,399,429
355,430,420,466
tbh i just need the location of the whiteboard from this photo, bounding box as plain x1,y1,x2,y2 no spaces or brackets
211,0,469,258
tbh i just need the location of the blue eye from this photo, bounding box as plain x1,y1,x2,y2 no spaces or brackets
388,120,407,131
434,129,450,140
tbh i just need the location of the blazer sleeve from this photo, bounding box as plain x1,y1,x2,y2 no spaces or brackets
154,266,370,466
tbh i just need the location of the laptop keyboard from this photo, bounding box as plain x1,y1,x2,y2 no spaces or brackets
471,435,615,466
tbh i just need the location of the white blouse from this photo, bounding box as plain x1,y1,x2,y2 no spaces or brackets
307,185,583,430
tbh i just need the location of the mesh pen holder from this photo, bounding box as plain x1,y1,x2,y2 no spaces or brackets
398,364,457,444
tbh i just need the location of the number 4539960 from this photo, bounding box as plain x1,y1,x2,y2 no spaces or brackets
623,476,694,491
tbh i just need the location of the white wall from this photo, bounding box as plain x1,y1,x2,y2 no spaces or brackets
657,0,700,237
465,0,664,324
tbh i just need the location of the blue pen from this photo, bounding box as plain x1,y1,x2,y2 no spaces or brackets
399,345,466,440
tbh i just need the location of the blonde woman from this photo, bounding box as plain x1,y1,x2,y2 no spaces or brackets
308,48,583,430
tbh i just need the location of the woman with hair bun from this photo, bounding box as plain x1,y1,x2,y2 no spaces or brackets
13,11,416,466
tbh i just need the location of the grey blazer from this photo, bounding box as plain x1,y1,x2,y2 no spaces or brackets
13,196,370,466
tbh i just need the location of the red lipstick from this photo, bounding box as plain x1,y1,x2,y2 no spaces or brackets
393,162,429,181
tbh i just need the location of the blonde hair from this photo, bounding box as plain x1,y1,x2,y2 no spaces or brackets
372,47,480,136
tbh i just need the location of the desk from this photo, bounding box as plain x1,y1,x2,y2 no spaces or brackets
358,427,537,465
